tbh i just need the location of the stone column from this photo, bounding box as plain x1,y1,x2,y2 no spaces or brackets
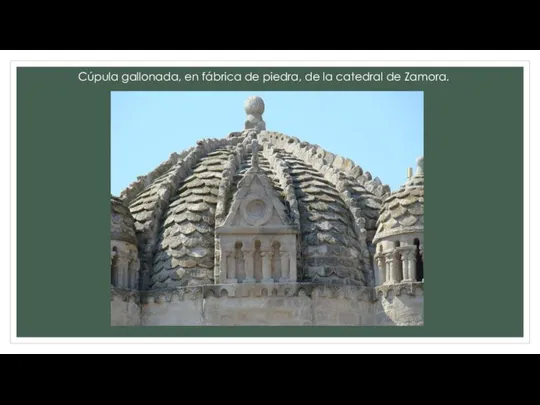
374,253,386,286
261,251,273,283
384,254,394,284
408,249,417,282
400,251,409,282
123,264,130,289
225,252,237,283
279,251,290,282
242,249,255,284
393,251,403,283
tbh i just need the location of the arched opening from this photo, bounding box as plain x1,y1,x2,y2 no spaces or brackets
272,240,282,282
234,241,245,282
414,238,424,281
254,240,262,282
111,247,118,287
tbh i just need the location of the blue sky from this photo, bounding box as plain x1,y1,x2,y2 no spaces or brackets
111,91,423,196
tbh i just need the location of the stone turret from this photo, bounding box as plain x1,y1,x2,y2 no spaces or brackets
373,157,424,286
111,196,140,289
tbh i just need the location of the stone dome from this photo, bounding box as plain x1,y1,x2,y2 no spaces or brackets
118,98,392,291
372,157,424,244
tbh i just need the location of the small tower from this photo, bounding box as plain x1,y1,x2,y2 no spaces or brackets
111,196,140,289
373,157,424,286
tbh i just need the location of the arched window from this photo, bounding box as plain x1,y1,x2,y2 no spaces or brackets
414,238,424,281
111,247,118,286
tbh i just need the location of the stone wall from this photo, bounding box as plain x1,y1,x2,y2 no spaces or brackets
374,283,424,326
111,282,423,326
110,288,140,326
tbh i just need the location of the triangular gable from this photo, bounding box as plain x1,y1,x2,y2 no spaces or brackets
222,162,290,228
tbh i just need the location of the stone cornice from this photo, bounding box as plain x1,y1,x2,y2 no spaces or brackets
113,281,424,304
375,281,424,299
138,282,377,302
372,226,424,244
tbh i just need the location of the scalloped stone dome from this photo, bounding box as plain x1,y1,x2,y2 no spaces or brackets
117,98,393,291
373,159,424,244
122,133,391,291
110,97,426,328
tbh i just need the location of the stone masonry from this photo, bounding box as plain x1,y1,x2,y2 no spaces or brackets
110,96,424,326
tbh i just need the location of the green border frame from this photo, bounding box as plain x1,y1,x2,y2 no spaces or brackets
16,67,524,337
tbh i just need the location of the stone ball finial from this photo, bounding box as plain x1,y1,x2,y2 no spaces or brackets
244,96,265,115
244,96,266,131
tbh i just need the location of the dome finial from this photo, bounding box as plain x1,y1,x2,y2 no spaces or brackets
244,96,266,131
416,156,424,176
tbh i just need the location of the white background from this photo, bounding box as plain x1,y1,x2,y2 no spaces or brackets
1,50,535,354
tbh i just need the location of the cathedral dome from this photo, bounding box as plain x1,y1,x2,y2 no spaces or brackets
118,97,392,290
373,157,424,244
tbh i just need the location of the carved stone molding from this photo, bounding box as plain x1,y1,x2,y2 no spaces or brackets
203,283,306,298
375,281,424,299
110,286,140,303
119,281,424,305
134,283,378,301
